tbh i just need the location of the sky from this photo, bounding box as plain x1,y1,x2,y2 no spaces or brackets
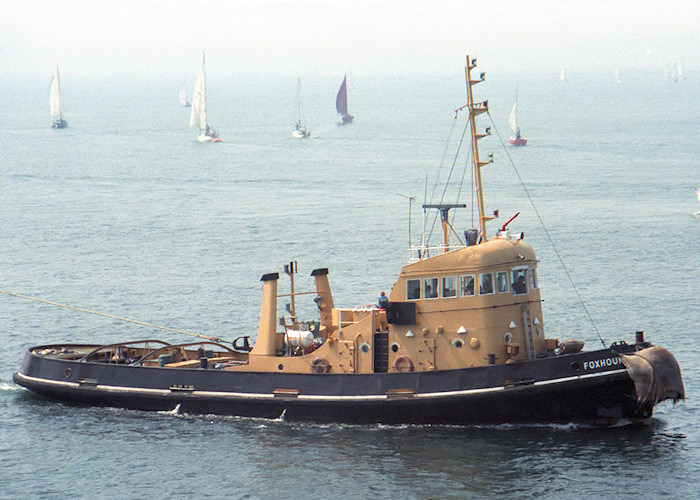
1,0,697,77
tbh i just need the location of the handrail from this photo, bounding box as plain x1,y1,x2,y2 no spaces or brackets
407,244,463,262
80,340,173,362
134,341,237,366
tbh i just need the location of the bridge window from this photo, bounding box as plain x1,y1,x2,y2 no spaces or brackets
511,269,528,295
460,275,475,296
496,271,509,293
479,273,494,295
406,279,421,300
442,276,457,298
529,268,538,290
424,278,438,299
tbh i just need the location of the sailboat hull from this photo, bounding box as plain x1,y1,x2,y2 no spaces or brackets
52,119,68,129
197,134,222,143
13,341,673,425
509,137,527,146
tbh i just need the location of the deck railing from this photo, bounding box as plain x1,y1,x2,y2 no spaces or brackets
407,244,463,263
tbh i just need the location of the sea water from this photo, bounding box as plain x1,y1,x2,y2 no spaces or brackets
0,70,698,498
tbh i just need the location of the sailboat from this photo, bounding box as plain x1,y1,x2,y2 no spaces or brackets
559,69,567,82
292,78,311,139
49,65,68,129
335,74,354,124
508,93,527,146
179,80,191,107
614,68,621,84
189,52,222,143
693,188,700,219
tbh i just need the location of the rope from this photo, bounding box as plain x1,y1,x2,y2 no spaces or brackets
485,111,607,349
0,290,226,343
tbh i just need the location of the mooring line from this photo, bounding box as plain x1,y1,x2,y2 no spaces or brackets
0,290,225,343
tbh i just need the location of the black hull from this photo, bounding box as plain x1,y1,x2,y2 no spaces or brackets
14,343,651,425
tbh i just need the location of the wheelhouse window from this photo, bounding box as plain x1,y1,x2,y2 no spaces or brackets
511,269,528,295
496,271,509,293
406,279,421,300
424,278,438,299
529,268,538,290
479,273,494,295
442,276,457,298
460,275,475,297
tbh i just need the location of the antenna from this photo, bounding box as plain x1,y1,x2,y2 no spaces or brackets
397,193,416,249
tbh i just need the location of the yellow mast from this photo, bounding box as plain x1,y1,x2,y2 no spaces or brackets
464,56,493,243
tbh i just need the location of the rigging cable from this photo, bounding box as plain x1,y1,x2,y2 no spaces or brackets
0,290,225,343
426,116,471,246
485,111,607,349
422,114,459,240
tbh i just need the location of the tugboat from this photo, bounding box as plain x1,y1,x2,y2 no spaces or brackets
14,57,684,425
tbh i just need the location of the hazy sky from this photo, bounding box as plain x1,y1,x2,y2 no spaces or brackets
2,0,696,77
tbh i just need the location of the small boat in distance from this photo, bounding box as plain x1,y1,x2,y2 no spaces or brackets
13,56,684,426
292,78,311,139
335,74,354,124
49,65,68,129
179,80,191,107
614,68,621,84
189,52,222,143
508,93,527,146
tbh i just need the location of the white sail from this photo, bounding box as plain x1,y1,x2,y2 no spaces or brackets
508,100,518,133
179,87,189,106
189,54,207,131
49,66,63,117
614,68,621,84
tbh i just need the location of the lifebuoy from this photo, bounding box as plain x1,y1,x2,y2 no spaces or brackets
311,357,330,374
392,355,414,373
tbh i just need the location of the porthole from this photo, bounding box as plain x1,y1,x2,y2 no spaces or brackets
64,368,72,378
452,338,465,349
359,342,371,353
571,362,580,372
390,342,400,353
278,364,284,371
504,332,513,343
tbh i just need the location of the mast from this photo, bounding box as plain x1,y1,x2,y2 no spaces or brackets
423,203,467,252
297,78,302,123
464,56,492,243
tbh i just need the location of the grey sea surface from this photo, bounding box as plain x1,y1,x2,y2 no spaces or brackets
1,70,698,498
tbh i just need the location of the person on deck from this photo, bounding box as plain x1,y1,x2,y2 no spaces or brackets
377,291,389,309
